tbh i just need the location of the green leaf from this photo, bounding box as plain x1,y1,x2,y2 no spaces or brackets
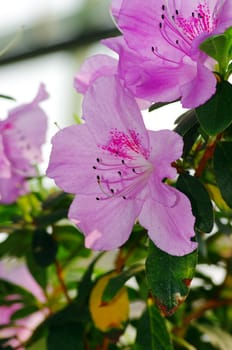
145,242,197,316
134,304,173,350
200,29,232,74
10,305,39,321
196,81,232,135
0,279,36,304
26,251,47,290
0,94,15,101
32,229,58,267
174,110,198,136
149,99,179,112
214,141,232,208
47,323,84,350
176,173,214,232
27,337,47,350
0,230,32,258
102,264,144,303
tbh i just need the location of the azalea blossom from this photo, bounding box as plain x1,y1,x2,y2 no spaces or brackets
0,84,48,203
0,260,48,349
105,0,232,108
47,76,197,256
74,51,150,110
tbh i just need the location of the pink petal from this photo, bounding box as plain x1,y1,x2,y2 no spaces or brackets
0,174,28,204
180,63,216,108
46,124,101,195
82,76,149,147
111,0,123,21
0,134,11,178
139,188,197,256
7,84,48,150
74,54,117,94
68,194,142,250
148,130,183,180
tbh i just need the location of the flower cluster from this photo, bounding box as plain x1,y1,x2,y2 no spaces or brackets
0,84,48,203
75,0,232,108
47,0,232,257
0,260,48,349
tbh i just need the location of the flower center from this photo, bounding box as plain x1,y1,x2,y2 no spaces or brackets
152,1,219,62
92,129,152,201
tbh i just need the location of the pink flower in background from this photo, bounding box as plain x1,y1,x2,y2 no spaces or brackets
0,260,48,349
74,51,150,110
47,76,197,256
74,54,118,95
0,84,48,203
106,0,232,108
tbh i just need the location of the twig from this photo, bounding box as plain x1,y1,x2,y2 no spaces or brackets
54,259,71,304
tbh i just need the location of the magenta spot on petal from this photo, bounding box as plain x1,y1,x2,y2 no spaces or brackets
3,122,13,130
101,128,149,159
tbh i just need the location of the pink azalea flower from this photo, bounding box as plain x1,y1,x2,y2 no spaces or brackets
74,52,150,110
0,260,48,349
47,76,197,256
107,0,232,108
0,84,48,203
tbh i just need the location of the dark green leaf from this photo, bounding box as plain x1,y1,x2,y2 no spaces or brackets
0,94,15,101
174,109,198,136
214,141,232,208
76,252,103,306
196,81,232,135
26,251,47,290
10,305,39,321
134,304,173,350
0,230,32,258
0,279,36,304
32,229,58,267
145,241,197,316
102,264,144,303
176,173,214,232
47,323,84,350
149,99,179,112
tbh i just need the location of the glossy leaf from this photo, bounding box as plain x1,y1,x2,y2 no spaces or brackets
32,229,58,267
200,28,232,73
134,303,173,350
47,324,84,350
176,173,214,232
214,141,232,208
146,242,197,316
102,264,144,303
196,81,232,135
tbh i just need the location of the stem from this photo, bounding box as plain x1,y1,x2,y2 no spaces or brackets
195,134,221,178
183,298,232,326
54,259,72,304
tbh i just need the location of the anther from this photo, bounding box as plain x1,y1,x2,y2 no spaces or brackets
159,22,162,29
132,168,136,173
176,39,179,44
172,15,175,20
96,197,100,200
110,189,114,194
118,171,122,176
93,166,97,169
96,158,100,163
97,175,100,182
121,159,125,164
175,9,179,15
192,12,195,17
162,4,165,11
122,196,127,200
161,14,165,20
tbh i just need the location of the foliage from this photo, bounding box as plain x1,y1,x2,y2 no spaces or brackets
0,2,232,350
